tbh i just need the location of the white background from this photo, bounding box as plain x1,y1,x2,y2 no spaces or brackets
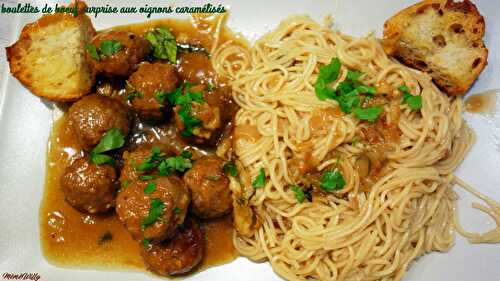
1,1,499,281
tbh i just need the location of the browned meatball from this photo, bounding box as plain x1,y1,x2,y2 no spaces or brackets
142,218,203,276
60,157,117,214
183,155,232,219
69,94,130,150
177,52,216,84
86,30,150,77
116,176,190,243
128,62,179,119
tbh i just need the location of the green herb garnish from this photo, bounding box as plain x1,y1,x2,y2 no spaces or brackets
139,175,156,181
169,83,205,137
100,40,122,57
90,128,125,165
291,185,306,203
399,85,422,110
223,162,237,177
145,26,177,63
141,198,165,230
158,155,192,176
172,207,182,215
85,43,100,61
353,107,383,122
252,168,266,189
144,182,156,194
315,57,341,100
138,146,165,172
319,169,346,191
142,238,151,250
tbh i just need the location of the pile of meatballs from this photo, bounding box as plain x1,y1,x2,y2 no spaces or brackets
59,28,235,275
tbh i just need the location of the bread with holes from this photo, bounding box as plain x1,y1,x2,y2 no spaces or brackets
6,2,96,102
383,0,488,96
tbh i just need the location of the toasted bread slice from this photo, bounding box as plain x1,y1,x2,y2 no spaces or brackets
383,0,488,96
6,2,96,102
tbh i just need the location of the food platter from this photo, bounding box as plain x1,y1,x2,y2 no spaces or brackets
0,1,499,281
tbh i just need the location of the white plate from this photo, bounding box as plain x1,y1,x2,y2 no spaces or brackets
1,1,500,280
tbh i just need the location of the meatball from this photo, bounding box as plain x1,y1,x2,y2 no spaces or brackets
183,155,232,219
60,157,117,214
127,62,179,119
116,176,190,243
142,218,203,276
177,52,216,84
69,94,130,150
86,30,150,77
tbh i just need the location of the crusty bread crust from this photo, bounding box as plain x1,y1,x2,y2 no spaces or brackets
6,2,96,102
383,0,488,96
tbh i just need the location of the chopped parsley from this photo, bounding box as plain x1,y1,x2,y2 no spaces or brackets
138,146,165,172
319,169,346,191
122,180,129,188
314,58,381,121
143,182,156,194
223,161,237,177
168,83,205,137
139,175,156,181
291,185,306,203
172,207,182,215
207,83,216,92
206,175,221,181
353,106,383,122
141,198,165,230
90,128,125,165
399,85,422,110
100,40,122,57
252,168,266,189
142,238,152,250
180,150,192,159
158,155,192,176
85,40,122,61
85,44,99,61
145,26,177,63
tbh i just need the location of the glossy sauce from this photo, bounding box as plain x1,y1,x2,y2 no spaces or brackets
464,89,498,113
40,15,247,273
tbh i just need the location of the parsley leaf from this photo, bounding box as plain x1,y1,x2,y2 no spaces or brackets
223,162,237,177
346,70,363,81
139,175,156,181
168,83,205,137
145,26,177,63
252,168,266,189
85,43,100,61
158,155,192,176
90,128,125,165
314,58,341,101
337,90,360,113
125,81,144,101
144,182,156,194
142,238,152,250
319,170,346,191
291,185,306,203
180,150,192,159
172,207,182,215
399,86,422,110
353,107,383,122
122,180,129,189
138,146,165,172
100,40,122,57
141,198,165,230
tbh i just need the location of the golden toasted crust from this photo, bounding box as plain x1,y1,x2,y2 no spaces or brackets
383,0,488,96
6,2,96,101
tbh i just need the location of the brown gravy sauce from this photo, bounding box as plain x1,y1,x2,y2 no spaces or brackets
40,15,247,273
464,89,498,114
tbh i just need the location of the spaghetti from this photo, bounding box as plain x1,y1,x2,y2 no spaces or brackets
212,15,500,281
